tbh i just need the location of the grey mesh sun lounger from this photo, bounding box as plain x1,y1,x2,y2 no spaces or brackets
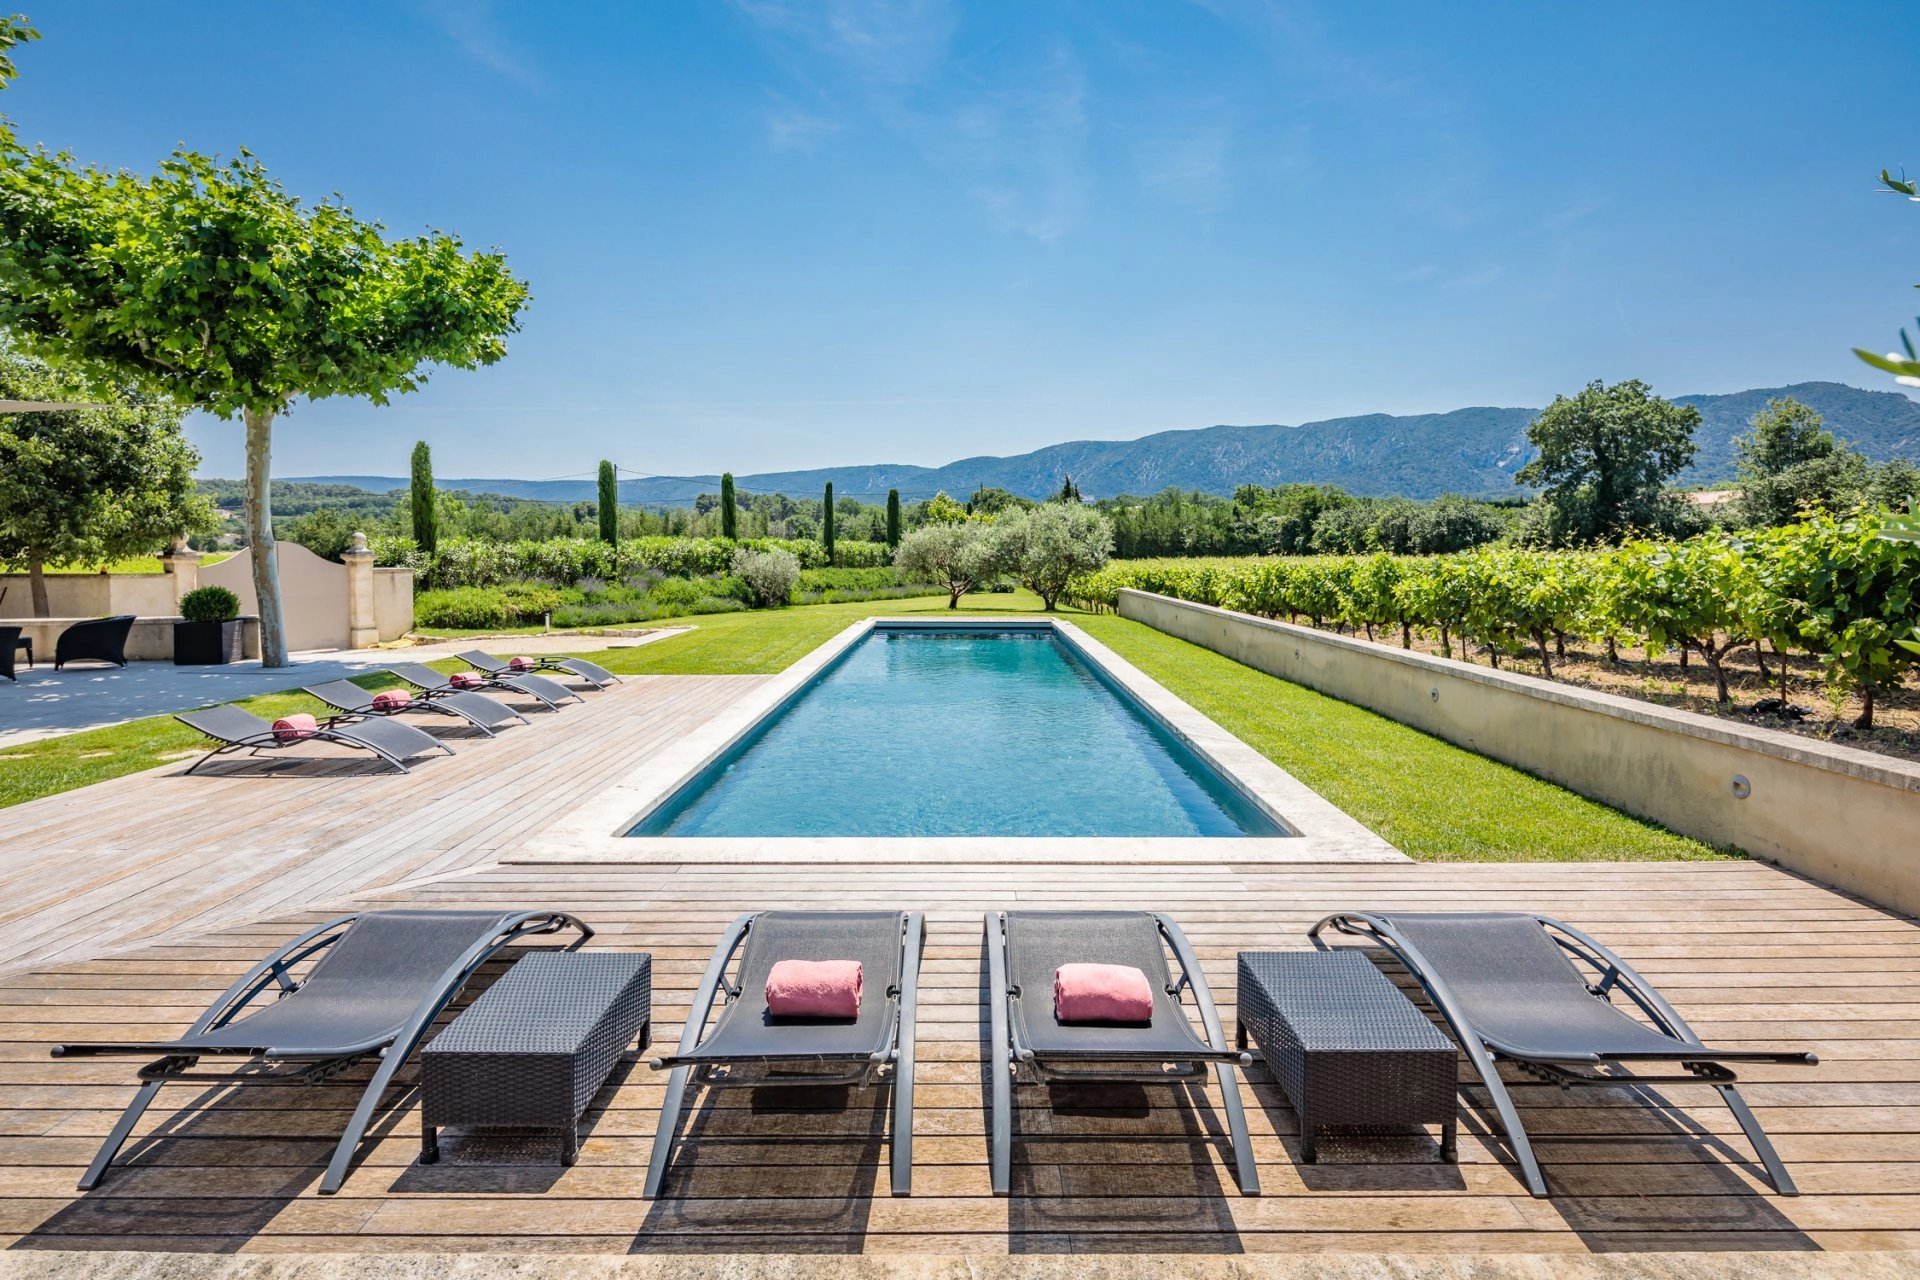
985,910,1260,1196
389,661,581,711
1311,911,1819,1198
303,678,529,737
457,648,619,690
644,910,925,1199
53,908,592,1195
176,704,454,775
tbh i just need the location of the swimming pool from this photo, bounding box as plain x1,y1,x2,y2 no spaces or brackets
628,623,1283,838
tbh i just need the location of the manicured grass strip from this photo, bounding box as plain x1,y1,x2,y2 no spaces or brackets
1070,613,1726,863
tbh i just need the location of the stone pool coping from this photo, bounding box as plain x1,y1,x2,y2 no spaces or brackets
509,616,1404,865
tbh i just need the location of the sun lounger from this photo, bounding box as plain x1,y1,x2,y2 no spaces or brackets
457,648,619,690
303,678,529,737
388,661,581,711
1310,910,1819,1197
53,908,593,1194
984,910,1260,1195
176,704,454,775
643,910,924,1198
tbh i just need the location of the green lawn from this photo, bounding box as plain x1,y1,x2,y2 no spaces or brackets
0,590,1725,862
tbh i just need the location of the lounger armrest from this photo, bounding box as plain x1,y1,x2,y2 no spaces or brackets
651,912,755,1069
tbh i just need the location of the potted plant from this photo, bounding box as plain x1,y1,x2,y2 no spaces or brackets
174,585,244,665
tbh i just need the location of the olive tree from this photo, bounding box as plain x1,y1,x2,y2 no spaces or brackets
0,146,528,665
894,521,999,609
0,347,214,615
990,503,1113,611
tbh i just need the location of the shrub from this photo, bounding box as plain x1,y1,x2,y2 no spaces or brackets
415,586,510,630
497,579,570,622
731,546,801,607
798,567,901,592
178,584,239,623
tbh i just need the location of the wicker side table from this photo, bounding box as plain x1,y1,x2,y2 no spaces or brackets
421,951,651,1165
1237,950,1457,1164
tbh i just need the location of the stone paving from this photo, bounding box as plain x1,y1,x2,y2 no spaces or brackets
0,630,675,746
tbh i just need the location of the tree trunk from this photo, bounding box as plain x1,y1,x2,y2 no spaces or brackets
1774,641,1790,701
1605,635,1619,664
1754,641,1771,685
1400,621,1411,649
26,552,49,618
1439,625,1451,660
947,586,961,609
243,407,289,667
1703,645,1729,707
1855,686,1875,731
1534,630,1554,681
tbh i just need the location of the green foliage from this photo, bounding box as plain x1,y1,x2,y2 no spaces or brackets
893,521,999,608
0,13,38,87
1068,512,1920,723
1516,379,1701,545
1098,485,1517,559
720,473,737,540
821,482,835,561
0,346,215,614
990,504,1114,610
1855,168,1920,387
410,442,438,555
177,585,239,624
886,488,902,548
284,507,355,561
731,546,801,607
414,586,511,630
920,491,968,525
596,462,618,545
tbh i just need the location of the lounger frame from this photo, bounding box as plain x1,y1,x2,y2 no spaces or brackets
458,649,620,689
643,910,924,1199
984,910,1260,1196
303,680,529,738
177,711,455,775
57,909,591,1195
1311,910,1816,1198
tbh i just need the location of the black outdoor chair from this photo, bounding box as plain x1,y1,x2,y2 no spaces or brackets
984,910,1260,1196
54,614,135,670
457,648,619,690
1310,911,1820,1197
644,910,925,1199
303,678,529,737
176,704,455,775
389,661,582,711
0,625,20,682
54,908,591,1195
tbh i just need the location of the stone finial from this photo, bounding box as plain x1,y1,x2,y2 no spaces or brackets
344,530,373,558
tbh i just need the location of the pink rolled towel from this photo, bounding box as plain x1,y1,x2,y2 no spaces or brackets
509,655,536,672
372,689,412,711
272,713,319,743
449,671,485,690
1054,963,1154,1024
765,959,863,1019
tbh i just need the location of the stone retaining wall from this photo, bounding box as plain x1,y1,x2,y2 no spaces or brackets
1119,587,1920,917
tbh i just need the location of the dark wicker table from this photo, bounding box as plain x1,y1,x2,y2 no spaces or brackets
1237,950,1457,1164
421,951,651,1166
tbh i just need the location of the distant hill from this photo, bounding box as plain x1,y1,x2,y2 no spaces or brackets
294,381,1920,505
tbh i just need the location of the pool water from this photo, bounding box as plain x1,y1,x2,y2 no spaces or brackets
629,626,1281,837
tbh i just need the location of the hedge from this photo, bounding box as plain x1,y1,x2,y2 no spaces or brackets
372,535,890,586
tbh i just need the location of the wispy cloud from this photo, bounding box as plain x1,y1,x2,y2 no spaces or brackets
766,97,840,154
1137,110,1235,212
418,0,540,88
730,1,1091,240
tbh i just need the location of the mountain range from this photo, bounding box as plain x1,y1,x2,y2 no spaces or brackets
298,381,1920,506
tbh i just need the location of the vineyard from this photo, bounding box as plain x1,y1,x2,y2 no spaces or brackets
1066,509,1920,732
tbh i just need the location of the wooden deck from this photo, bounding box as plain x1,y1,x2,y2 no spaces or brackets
1,856,1916,1259
0,675,766,974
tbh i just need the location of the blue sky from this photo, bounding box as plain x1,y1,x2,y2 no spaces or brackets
9,1,1918,479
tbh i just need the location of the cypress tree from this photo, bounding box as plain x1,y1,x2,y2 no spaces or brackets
886,488,902,548
597,460,619,545
720,472,737,539
409,440,437,554
822,481,835,563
